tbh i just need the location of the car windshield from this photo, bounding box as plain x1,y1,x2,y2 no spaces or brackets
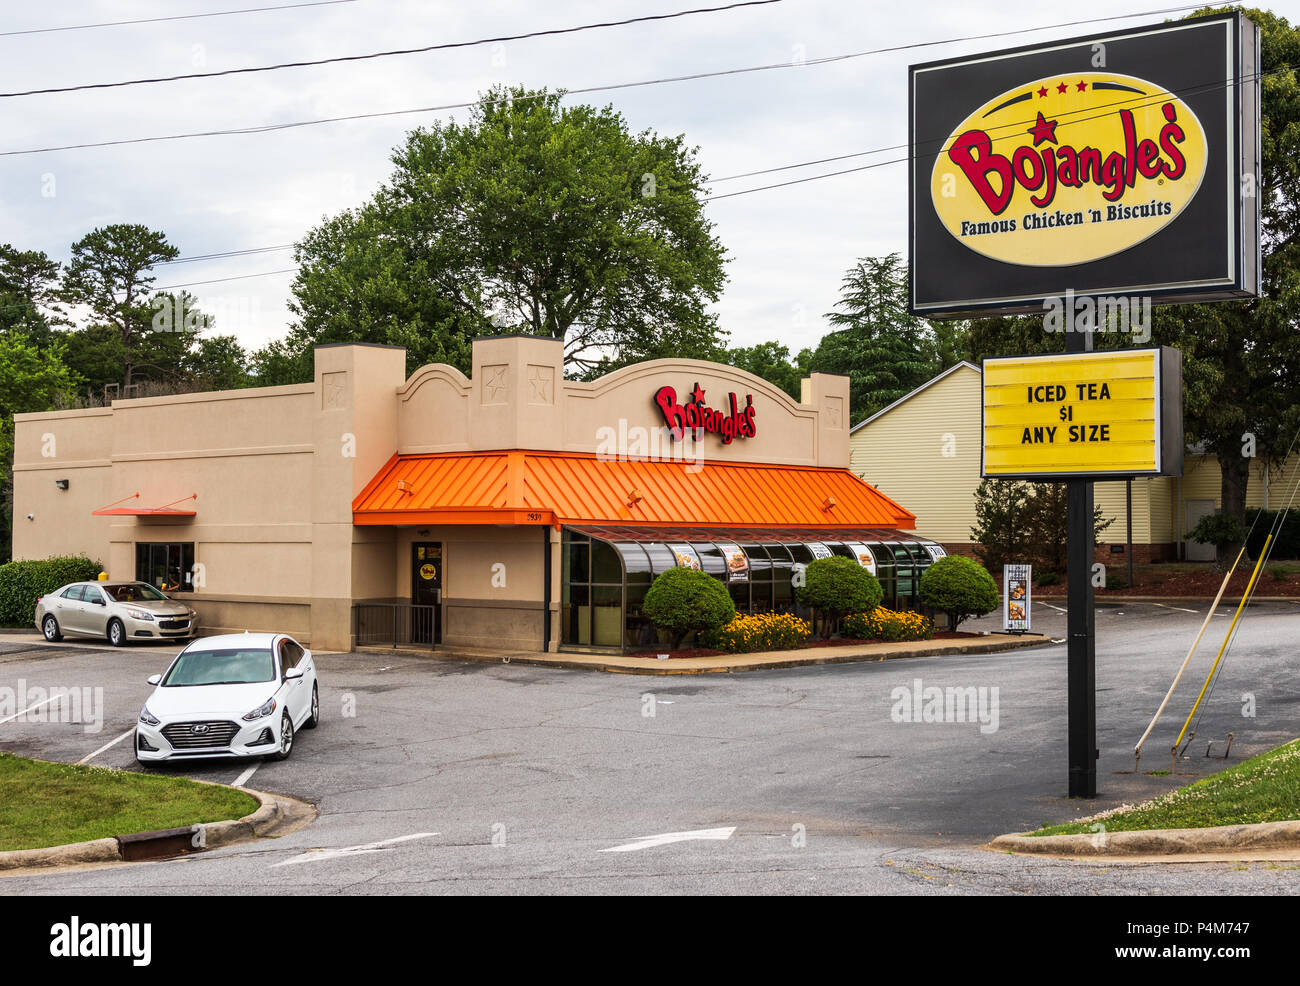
162,648,275,687
105,583,169,603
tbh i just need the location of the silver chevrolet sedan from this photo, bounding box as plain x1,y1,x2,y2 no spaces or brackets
36,581,199,646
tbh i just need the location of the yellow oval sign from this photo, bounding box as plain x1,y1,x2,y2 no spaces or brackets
419,563,437,581
930,72,1207,266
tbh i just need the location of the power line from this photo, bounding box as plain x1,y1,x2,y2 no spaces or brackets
153,268,298,290
85,61,1290,289
0,2,1230,156
0,0,785,99
157,244,295,266
0,1,360,38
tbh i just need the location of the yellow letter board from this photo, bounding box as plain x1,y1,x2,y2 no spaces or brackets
982,347,1182,480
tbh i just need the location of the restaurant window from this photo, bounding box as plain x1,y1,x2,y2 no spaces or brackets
136,542,195,593
561,530,624,648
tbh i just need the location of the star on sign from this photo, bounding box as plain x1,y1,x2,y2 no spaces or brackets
690,383,707,405
1027,111,1058,146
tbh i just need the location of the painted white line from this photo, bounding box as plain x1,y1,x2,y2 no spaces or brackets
600,825,736,853
0,692,61,726
1151,602,1200,614
77,726,135,765
272,832,440,867
233,763,261,788
1039,602,1067,613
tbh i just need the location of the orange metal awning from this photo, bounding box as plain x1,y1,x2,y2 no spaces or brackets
352,451,915,530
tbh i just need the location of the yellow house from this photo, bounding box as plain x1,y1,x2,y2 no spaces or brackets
849,362,1297,563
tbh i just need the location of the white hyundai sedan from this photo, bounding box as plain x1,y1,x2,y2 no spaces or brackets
135,632,319,764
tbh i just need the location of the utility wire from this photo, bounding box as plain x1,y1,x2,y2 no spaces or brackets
0,1,360,38
0,1,785,98
0,3,1239,155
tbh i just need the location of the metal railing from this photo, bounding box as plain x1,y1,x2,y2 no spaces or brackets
353,603,439,648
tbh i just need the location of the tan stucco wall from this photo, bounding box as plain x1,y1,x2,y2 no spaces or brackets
12,336,857,651
396,334,851,468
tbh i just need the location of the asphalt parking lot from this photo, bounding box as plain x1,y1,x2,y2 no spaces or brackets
2,599,1299,895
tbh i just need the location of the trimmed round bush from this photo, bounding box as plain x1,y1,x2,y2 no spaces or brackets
642,567,736,648
918,555,998,631
0,556,103,627
701,612,812,653
795,556,882,635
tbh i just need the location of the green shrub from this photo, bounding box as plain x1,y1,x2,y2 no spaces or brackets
1188,512,1245,553
795,556,882,636
1105,575,1125,590
1034,571,1060,587
918,555,998,631
0,556,103,627
701,613,811,653
642,567,735,648
843,607,933,642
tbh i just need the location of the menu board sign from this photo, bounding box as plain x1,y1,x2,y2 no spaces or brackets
1003,564,1032,632
718,543,748,582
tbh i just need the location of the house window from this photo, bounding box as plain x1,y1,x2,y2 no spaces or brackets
136,542,196,593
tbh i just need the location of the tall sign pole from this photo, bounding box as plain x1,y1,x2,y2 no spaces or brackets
1064,327,1096,798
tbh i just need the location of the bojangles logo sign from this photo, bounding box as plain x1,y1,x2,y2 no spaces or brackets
932,71,1208,266
654,382,756,444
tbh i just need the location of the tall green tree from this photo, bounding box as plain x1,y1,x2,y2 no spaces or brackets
1,332,77,562
0,245,65,349
726,341,809,399
61,224,179,390
284,85,728,380
811,253,940,423
1150,7,1300,563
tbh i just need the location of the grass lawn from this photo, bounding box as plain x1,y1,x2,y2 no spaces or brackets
1030,738,1300,837
0,753,260,852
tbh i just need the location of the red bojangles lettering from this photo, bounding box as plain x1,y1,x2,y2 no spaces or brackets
947,102,1187,214
654,383,756,444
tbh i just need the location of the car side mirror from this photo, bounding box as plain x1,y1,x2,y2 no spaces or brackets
284,666,304,681
147,674,162,685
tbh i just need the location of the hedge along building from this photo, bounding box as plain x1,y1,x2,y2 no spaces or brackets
12,335,943,653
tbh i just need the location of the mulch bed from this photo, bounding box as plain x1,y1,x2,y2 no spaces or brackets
627,631,983,660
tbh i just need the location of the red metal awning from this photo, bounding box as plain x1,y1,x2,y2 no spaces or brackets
92,493,197,517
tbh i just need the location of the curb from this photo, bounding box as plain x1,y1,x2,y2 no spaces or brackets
364,633,1051,675
989,818,1300,857
0,786,288,871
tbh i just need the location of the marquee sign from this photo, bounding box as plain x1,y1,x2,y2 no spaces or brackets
654,382,756,444
981,347,1182,480
910,12,1260,316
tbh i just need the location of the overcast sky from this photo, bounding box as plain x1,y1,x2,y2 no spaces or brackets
3,0,1289,358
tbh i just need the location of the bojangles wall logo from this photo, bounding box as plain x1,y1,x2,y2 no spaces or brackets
931,72,1208,266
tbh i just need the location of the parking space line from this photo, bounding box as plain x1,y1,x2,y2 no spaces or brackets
77,727,135,765
1038,602,1067,613
600,825,737,852
1151,602,1201,614
272,832,440,867
233,763,261,788
0,692,61,726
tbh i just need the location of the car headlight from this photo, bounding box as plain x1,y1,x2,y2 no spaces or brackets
139,705,160,726
125,608,155,621
242,697,277,721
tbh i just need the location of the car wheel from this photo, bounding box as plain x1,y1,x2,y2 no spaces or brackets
107,619,126,647
41,615,62,642
272,711,294,761
303,682,319,730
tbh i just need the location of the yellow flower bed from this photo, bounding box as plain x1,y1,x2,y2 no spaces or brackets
704,612,812,653
842,607,933,642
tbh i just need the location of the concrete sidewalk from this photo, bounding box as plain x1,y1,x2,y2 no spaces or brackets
358,632,1052,674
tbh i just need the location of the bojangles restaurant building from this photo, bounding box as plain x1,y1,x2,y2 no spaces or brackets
14,336,943,653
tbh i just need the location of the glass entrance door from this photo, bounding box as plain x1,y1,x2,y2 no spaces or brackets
411,543,442,644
